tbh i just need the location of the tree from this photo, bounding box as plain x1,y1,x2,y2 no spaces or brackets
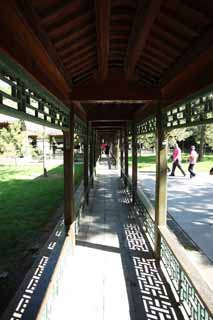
198,124,206,161
205,124,213,150
167,127,193,148
138,133,155,151
0,120,27,164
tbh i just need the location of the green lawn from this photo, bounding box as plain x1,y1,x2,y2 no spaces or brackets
129,154,213,172
0,162,83,265
0,161,84,315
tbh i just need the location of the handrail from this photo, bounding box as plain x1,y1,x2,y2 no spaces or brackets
121,171,213,320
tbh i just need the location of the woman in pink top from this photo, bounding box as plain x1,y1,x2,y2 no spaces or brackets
188,145,198,178
170,143,186,176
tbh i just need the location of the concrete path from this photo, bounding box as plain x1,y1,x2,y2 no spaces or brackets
53,159,182,320
135,170,213,288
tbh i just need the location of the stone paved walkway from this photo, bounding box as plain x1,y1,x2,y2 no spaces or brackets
134,170,213,289
53,159,183,320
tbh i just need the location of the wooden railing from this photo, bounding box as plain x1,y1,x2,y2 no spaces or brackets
121,171,213,320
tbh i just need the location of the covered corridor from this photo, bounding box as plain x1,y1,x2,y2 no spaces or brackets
52,158,182,320
0,1,213,319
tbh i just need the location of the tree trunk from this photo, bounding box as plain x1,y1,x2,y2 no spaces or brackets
198,124,206,161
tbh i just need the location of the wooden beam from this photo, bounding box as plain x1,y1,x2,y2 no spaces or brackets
132,122,137,203
41,0,84,26
67,60,96,76
154,108,168,258
66,55,96,70
62,47,96,65
63,109,75,246
120,129,124,177
59,35,96,58
48,11,94,39
125,0,163,80
84,123,89,204
0,2,70,101
95,0,111,80
88,111,133,122
92,121,125,128
70,82,161,101
54,24,95,49
161,26,213,87
124,126,129,185
15,0,70,86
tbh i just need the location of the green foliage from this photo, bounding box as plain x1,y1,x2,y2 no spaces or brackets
0,120,27,159
138,133,155,149
167,128,193,146
205,124,213,149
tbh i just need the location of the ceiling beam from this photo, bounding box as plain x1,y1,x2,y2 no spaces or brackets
125,0,163,81
70,80,161,101
87,110,134,121
15,0,70,86
161,25,213,87
41,0,83,26
95,0,111,81
92,121,125,128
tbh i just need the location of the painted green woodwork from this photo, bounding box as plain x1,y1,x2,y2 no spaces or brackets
0,51,69,129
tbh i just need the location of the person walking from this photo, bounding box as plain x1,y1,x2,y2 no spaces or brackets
105,143,111,169
188,145,198,178
170,143,186,176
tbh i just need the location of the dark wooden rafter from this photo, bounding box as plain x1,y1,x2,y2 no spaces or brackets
70,82,161,101
68,61,96,77
59,35,96,58
95,0,111,81
161,25,213,86
158,12,199,39
151,24,188,49
14,0,71,86
62,47,96,65
65,55,96,71
41,0,85,26
125,0,163,81
48,10,94,39
54,24,95,49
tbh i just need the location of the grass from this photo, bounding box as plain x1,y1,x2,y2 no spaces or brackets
129,153,213,173
0,162,83,265
0,161,84,315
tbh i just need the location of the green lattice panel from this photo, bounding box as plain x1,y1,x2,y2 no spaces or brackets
137,117,156,135
0,52,69,129
164,90,213,130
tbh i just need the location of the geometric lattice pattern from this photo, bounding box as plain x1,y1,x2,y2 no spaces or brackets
8,219,65,320
74,115,87,136
161,238,180,293
124,223,149,252
134,257,178,320
180,272,212,320
0,51,69,129
161,238,213,320
137,117,157,135
122,175,212,320
164,90,213,130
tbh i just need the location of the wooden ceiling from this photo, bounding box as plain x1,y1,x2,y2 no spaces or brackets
1,0,213,127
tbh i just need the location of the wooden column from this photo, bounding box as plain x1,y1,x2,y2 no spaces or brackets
154,109,168,259
120,129,124,177
116,133,120,170
63,109,75,248
84,123,89,204
132,122,137,203
124,127,129,186
93,130,97,176
89,127,94,187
